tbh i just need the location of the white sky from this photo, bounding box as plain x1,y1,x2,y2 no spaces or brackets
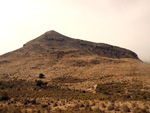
0,0,150,62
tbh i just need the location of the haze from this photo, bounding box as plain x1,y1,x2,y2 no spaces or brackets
0,0,150,62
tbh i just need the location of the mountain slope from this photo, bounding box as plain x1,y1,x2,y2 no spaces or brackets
0,30,146,89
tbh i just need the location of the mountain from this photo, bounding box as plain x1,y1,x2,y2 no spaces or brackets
0,30,145,84
0,30,139,60
1,30,150,112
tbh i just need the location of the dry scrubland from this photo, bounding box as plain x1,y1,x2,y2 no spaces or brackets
0,55,150,113
0,31,150,112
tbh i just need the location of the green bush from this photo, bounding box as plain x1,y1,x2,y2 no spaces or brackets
39,73,45,78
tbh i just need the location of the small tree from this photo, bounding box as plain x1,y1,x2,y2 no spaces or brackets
39,73,45,78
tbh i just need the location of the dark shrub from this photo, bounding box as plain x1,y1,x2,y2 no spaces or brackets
39,73,45,78
36,80,48,87
53,103,58,107
42,104,48,108
43,82,48,86
82,90,86,93
31,99,36,104
80,103,84,107
0,92,9,101
36,80,43,87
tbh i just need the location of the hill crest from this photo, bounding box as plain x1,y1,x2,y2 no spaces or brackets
1,30,139,60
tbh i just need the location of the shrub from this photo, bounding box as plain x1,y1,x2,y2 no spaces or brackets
80,103,84,107
23,99,30,105
43,82,48,86
31,99,36,104
53,103,58,107
0,92,9,101
42,104,48,108
36,80,43,87
39,73,45,78
35,80,48,87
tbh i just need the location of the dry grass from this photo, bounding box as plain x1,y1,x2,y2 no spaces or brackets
1,79,150,112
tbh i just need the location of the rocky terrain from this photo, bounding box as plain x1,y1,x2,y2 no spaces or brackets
0,30,150,113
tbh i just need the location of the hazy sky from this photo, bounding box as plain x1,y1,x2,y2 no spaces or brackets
0,0,150,62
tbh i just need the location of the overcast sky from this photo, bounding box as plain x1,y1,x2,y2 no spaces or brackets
0,0,150,62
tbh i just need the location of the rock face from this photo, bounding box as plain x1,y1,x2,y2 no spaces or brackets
1,30,139,59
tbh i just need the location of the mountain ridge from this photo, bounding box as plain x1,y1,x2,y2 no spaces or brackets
0,30,139,60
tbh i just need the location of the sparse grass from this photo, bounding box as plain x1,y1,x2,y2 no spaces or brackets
51,76,86,83
1,80,150,102
0,80,108,101
1,79,150,112
122,105,130,112
107,104,114,111
96,82,150,101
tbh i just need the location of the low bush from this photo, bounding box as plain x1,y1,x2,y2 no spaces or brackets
36,80,43,87
39,73,45,78
0,92,9,101
35,79,48,87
